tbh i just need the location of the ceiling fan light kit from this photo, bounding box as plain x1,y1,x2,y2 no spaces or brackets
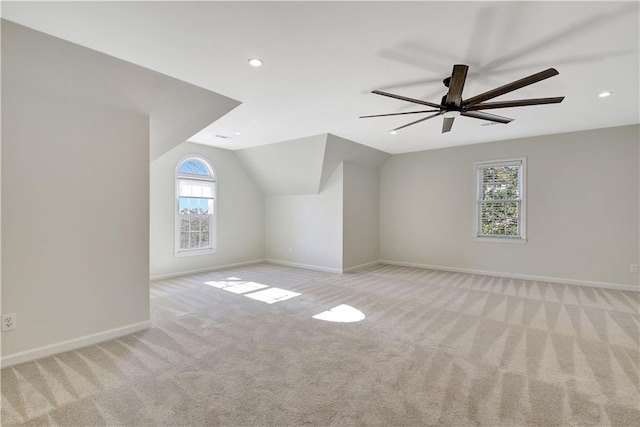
361,64,564,134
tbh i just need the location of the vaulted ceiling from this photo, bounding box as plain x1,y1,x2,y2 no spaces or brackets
3,1,638,154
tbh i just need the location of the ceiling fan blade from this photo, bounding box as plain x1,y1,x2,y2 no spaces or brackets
466,96,564,111
442,117,454,133
445,64,469,107
462,68,559,107
372,90,443,109
359,109,440,119
392,112,443,132
461,111,513,124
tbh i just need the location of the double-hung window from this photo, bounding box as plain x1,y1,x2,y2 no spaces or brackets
175,157,216,256
474,158,526,242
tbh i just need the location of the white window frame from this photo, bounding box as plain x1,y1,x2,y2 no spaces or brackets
174,155,217,257
473,157,527,244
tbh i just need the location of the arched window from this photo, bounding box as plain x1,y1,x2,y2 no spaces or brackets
175,156,216,256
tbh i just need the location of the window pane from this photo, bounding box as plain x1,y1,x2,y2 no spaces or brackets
199,199,208,214
190,216,200,231
200,216,210,232
480,202,519,236
505,202,519,235
180,216,189,232
482,182,518,200
190,232,200,248
180,232,190,249
178,159,211,176
480,165,519,201
179,179,214,198
178,198,189,214
201,231,210,246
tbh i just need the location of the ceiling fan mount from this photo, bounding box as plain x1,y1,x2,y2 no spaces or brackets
361,64,564,134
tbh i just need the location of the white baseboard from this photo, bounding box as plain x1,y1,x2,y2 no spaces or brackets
379,260,639,292
343,260,381,273
265,259,343,274
150,259,266,281
1,320,152,369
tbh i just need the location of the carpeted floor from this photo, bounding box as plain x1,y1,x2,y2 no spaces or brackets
1,263,639,426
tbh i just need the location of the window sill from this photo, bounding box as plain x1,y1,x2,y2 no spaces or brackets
174,247,217,258
473,237,527,245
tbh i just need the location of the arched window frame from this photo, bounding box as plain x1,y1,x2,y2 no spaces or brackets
174,155,217,257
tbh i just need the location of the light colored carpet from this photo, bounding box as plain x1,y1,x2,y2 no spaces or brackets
1,263,639,426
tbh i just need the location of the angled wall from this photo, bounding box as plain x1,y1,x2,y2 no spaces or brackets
1,20,240,161
322,134,390,191
266,164,344,272
260,134,389,272
235,135,327,195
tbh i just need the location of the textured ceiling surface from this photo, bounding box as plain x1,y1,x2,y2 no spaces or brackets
3,1,638,153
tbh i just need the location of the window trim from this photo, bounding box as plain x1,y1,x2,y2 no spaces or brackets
174,155,217,257
473,157,527,243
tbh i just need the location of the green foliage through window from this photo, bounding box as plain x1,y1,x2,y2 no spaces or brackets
477,163,522,238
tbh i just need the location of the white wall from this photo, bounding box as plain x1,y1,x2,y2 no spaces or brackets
343,162,380,270
322,134,390,191
150,142,265,279
266,164,343,272
1,82,150,357
1,20,240,163
254,134,387,272
0,19,3,360
235,135,327,195
380,125,640,287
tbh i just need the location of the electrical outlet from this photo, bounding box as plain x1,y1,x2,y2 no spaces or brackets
2,313,17,332
631,264,639,273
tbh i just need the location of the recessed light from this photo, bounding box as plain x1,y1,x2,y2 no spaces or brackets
248,58,263,67
390,130,398,135
598,91,611,98
234,131,241,135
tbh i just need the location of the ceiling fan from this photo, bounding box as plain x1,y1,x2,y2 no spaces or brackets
361,65,564,133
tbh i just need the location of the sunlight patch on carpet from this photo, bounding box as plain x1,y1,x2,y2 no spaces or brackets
244,287,301,304
222,282,269,294
204,278,239,289
204,279,268,294
312,304,365,323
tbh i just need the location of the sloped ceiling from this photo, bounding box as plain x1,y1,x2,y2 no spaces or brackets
1,20,240,160
235,134,327,196
236,134,389,196
320,134,390,191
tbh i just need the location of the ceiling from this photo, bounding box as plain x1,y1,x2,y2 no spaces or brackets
2,1,638,154
3,20,240,161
